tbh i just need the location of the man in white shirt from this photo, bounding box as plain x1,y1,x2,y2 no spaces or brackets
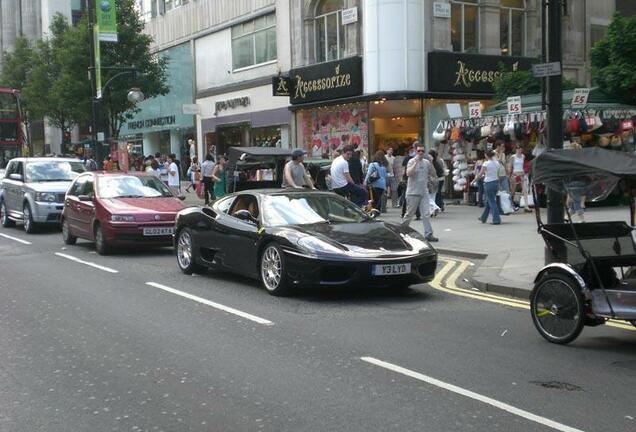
167,153,181,196
330,145,368,206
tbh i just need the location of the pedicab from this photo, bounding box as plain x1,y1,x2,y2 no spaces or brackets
226,147,292,193
530,147,636,344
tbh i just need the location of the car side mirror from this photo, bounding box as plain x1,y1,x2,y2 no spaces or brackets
78,195,93,202
234,209,257,223
9,173,23,181
177,195,186,201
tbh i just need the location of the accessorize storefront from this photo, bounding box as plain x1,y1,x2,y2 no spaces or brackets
425,51,534,146
198,84,291,157
118,43,195,162
287,53,533,160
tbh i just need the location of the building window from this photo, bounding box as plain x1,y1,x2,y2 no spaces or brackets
500,0,525,56
590,24,607,48
451,0,479,53
231,13,277,70
314,0,346,63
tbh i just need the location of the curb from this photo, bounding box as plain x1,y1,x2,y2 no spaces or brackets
439,248,532,301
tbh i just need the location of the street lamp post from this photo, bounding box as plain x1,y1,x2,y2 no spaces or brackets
87,1,144,169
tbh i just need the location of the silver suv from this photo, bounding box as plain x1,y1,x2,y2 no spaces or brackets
0,157,86,233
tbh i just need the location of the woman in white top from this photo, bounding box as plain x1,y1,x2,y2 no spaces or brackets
509,144,532,212
476,149,501,225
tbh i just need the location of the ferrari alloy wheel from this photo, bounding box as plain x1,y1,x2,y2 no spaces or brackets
260,244,291,296
531,273,585,344
1,201,14,227
23,203,36,234
94,223,110,255
176,228,205,274
61,218,77,245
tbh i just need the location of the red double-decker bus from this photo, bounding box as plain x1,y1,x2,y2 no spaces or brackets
0,87,26,167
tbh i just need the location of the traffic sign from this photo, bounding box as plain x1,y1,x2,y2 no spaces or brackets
571,88,590,108
531,62,561,78
468,101,481,118
507,96,522,115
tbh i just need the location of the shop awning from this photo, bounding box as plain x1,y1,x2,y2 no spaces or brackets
484,88,635,115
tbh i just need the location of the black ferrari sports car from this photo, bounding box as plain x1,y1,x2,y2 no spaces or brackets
173,189,437,296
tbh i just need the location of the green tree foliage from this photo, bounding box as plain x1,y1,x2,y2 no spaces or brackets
591,14,636,106
0,37,34,90
99,0,169,138
493,67,579,102
21,15,92,143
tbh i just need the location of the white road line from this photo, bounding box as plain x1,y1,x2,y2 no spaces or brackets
360,356,585,432
145,282,274,326
54,252,119,273
0,232,32,245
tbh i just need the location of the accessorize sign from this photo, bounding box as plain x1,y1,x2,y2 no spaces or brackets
96,0,118,43
428,52,533,94
289,56,363,104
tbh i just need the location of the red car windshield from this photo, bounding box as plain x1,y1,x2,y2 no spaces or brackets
98,175,173,199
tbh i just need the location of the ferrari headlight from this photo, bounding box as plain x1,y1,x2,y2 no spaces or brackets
400,232,430,251
297,236,343,254
111,214,135,222
35,192,57,202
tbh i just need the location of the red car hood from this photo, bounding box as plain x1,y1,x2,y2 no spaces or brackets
101,197,185,214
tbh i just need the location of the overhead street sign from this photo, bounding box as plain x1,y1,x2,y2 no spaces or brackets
532,62,561,78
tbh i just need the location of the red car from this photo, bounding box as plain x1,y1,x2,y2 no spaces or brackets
61,172,186,254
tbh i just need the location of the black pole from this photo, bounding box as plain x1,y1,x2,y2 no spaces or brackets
88,0,101,169
545,0,564,262
541,0,547,111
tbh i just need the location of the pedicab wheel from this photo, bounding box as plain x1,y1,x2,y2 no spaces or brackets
530,273,585,344
176,228,206,275
260,243,291,296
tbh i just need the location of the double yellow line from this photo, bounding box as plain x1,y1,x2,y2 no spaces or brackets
431,256,635,332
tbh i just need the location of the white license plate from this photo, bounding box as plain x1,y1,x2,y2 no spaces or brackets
142,227,174,236
372,263,411,276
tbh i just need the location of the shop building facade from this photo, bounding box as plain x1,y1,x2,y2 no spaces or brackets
118,42,195,162
137,0,292,159
285,0,620,159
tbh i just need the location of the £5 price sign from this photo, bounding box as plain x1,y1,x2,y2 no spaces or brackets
571,88,590,108
468,101,481,119
507,96,522,115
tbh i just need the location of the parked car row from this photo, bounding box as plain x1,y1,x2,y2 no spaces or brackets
1,157,437,296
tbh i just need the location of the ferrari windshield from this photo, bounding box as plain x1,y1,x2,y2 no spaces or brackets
25,160,86,182
98,175,173,199
262,193,369,226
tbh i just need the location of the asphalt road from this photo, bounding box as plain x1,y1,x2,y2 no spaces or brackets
0,224,635,432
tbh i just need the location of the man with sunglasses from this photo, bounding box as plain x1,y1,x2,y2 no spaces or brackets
402,144,439,242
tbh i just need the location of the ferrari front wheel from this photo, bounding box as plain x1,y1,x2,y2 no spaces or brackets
176,228,206,275
260,244,291,296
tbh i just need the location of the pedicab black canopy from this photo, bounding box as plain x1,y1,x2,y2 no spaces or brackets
226,146,292,192
532,147,636,185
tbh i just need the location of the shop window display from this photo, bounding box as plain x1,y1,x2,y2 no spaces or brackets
300,104,368,159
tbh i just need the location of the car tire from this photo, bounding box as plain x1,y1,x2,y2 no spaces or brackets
23,203,36,234
1,201,14,227
61,217,77,245
259,243,292,296
176,228,206,275
94,223,110,255
530,273,585,344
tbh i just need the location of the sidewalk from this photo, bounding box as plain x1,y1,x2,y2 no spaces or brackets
178,185,626,299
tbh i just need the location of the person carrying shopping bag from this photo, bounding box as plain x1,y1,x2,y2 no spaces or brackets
475,149,502,225
364,151,388,211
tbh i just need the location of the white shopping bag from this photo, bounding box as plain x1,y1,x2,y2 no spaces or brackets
499,191,514,215
519,194,534,208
